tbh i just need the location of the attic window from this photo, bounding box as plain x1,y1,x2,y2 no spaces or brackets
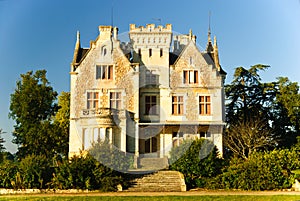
101,46,107,56
96,65,113,80
189,57,193,65
183,70,198,84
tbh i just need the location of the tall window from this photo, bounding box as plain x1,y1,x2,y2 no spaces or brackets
145,96,157,115
172,96,184,115
87,92,99,109
96,65,113,80
110,92,122,109
149,48,152,57
160,48,163,57
138,48,141,58
199,96,211,115
183,70,198,84
146,70,157,85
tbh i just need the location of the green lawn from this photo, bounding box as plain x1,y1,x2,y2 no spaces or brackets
0,195,300,201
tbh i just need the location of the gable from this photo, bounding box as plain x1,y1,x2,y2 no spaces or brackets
170,41,221,88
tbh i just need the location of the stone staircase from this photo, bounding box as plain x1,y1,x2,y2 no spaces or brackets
126,170,186,192
138,157,169,171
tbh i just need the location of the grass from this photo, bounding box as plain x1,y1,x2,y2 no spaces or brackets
0,195,300,201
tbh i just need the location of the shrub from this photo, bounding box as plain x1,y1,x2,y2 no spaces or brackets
88,140,133,172
169,138,224,189
51,154,97,190
18,154,53,189
209,149,300,190
51,152,126,191
0,160,19,189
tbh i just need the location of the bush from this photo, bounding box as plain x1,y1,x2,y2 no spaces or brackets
51,152,126,191
51,154,97,190
0,160,19,189
209,149,300,190
88,140,133,172
169,139,224,189
18,154,53,189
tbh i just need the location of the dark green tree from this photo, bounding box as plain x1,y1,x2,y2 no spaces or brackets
225,64,274,124
9,70,59,159
225,65,277,157
275,77,300,145
0,129,5,163
224,64,300,156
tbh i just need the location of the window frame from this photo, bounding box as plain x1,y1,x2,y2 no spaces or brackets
96,65,114,80
183,70,199,84
199,95,211,115
86,91,100,109
172,95,184,115
110,91,122,110
145,95,158,115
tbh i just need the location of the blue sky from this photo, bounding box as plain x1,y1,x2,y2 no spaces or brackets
1,0,300,153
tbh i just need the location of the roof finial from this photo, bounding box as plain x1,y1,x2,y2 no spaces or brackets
214,35,218,47
76,31,80,42
189,29,193,40
208,11,212,42
206,11,214,52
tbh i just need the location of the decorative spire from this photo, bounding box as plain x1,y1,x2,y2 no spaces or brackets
189,29,193,40
206,11,214,52
75,31,81,49
213,35,220,71
72,31,81,66
214,35,218,49
208,11,212,43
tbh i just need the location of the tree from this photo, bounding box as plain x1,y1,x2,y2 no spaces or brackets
0,129,5,163
225,64,274,124
274,77,300,147
224,117,275,159
225,65,277,157
224,65,300,156
53,92,70,157
9,70,59,158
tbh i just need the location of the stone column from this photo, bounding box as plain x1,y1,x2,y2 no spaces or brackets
100,127,105,141
135,120,139,156
160,134,164,158
109,127,113,144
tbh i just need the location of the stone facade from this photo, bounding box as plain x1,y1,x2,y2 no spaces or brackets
69,23,226,159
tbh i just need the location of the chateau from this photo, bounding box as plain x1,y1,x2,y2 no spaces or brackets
69,23,226,162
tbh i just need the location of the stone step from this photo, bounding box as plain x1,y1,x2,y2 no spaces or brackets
126,170,186,192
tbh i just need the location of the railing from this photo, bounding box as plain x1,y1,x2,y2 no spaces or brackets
81,108,125,118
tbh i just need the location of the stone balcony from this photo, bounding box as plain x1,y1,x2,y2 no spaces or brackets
81,108,126,119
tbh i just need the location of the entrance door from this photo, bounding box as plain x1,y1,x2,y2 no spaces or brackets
145,137,157,153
